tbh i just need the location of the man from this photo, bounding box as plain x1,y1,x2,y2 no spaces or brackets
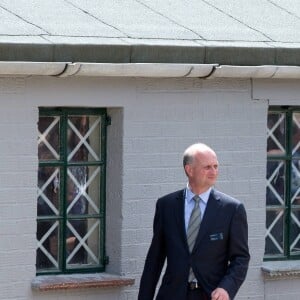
138,143,250,300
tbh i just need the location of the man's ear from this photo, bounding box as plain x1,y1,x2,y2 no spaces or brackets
184,164,192,177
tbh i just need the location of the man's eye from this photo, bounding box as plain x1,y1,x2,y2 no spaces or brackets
204,165,218,170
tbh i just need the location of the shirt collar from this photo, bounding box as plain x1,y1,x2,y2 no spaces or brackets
186,183,211,204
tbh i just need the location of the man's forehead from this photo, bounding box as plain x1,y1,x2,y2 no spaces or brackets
194,159,218,168
195,150,217,160
199,159,219,165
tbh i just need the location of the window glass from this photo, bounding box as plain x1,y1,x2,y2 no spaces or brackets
265,108,300,259
67,115,102,162
266,160,285,206
36,108,107,274
292,113,300,157
38,116,60,161
267,112,286,155
290,207,300,255
265,209,284,256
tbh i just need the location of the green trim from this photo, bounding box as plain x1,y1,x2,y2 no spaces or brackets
265,106,300,261
37,107,107,275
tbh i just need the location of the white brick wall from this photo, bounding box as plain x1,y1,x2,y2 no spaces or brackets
0,86,38,300
120,78,267,299
0,76,297,299
265,278,300,300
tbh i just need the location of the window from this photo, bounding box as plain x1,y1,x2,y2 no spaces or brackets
265,107,300,260
36,107,108,274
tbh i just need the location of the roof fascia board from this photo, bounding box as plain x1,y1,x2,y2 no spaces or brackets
0,43,299,66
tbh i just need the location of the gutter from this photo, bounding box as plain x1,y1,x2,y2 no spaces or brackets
0,62,300,79
212,65,300,79
57,63,217,78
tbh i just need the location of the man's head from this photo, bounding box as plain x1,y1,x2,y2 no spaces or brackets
183,143,219,193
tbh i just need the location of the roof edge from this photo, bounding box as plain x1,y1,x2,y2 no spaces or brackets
0,43,299,66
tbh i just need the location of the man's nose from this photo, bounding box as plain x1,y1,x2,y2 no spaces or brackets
210,168,218,174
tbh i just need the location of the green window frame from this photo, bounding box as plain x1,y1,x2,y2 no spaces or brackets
36,107,108,274
265,106,300,260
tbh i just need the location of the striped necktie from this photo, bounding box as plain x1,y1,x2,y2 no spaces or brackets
187,195,201,281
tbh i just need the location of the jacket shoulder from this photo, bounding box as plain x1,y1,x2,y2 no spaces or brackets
157,189,184,204
212,189,242,207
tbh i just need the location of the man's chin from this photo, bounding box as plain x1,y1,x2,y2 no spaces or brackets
208,179,217,185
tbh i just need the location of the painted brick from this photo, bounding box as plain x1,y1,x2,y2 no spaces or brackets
0,76,294,300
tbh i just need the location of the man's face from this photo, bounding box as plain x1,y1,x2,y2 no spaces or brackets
185,151,219,191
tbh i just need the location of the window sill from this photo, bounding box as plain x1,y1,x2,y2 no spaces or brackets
262,261,300,280
31,273,135,291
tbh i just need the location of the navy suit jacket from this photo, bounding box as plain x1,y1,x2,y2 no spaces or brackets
138,188,250,300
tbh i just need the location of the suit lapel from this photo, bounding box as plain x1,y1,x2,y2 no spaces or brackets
173,189,187,249
192,189,222,252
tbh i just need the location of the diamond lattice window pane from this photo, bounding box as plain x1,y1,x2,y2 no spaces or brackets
291,159,300,203
66,218,100,268
37,167,60,216
38,116,60,161
290,208,300,254
67,116,101,162
36,220,60,271
266,160,285,206
67,166,100,215
265,209,284,255
292,113,300,157
267,113,286,155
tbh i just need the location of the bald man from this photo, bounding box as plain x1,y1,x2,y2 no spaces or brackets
138,143,250,300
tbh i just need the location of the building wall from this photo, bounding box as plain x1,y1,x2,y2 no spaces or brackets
253,78,300,300
0,76,271,299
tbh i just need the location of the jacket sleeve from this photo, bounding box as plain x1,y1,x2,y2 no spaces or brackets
218,203,250,299
138,199,166,300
